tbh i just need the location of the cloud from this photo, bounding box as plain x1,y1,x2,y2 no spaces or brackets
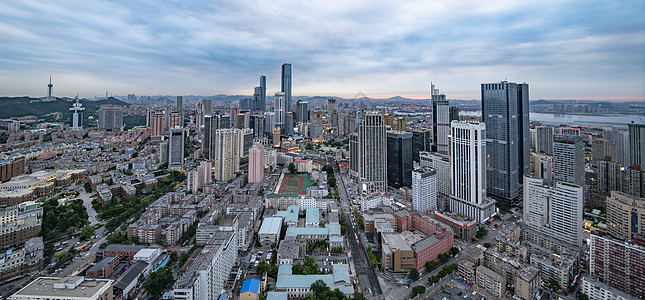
0,0,643,100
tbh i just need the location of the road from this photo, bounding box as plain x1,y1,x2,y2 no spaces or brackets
58,226,107,276
336,170,383,299
74,183,99,225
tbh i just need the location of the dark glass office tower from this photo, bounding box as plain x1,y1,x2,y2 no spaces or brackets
412,129,432,162
481,81,529,206
281,64,292,112
387,130,413,188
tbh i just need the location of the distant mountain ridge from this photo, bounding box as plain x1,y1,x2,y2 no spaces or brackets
0,96,129,119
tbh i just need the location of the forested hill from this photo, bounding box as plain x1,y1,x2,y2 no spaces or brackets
0,97,128,119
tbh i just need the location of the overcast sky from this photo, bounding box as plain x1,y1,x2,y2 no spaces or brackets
1,0,644,100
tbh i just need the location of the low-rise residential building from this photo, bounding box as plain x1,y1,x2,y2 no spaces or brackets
0,237,43,284
361,192,394,212
530,252,575,292
0,201,42,250
476,265,506,299
514,266,540,300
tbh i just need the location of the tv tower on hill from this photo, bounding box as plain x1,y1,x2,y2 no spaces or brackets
47,75,53,101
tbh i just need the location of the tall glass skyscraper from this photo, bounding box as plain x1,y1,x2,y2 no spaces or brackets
432,83,450,154
481,81,529,206
281,63,292,112
387,130,413,188
629,123,645,168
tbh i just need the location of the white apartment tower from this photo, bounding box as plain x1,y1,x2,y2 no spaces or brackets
412,167,437,213
420,151,451,197
449,121,496,222
213,128,241,181
350,111,387,194
523,175,584,250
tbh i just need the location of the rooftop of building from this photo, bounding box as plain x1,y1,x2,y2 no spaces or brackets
276,264,353,295
240,278,261,294
275,205,299,224
266,291,288,300
12,276,113,299
104,244,146,253
305,208,319,225
113,261,148,290
259,217,283,235
476,265,504,282
382,233,413,252
87,256,118,273
411,231,452,253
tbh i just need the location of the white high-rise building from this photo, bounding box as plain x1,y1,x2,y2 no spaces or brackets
523,175,584,249
553,134,585,187
173,231,237,300
349,111,387,194
412,167,437,213
213,128,241,181
187,161,211,193
420,151,451,197
448,121,496,222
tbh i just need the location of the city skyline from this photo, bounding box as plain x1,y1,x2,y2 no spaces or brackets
0,1,643,100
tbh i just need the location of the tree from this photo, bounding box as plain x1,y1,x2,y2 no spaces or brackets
412,285,426,296
353,292,366,300
550,279,561,292
143,267,174,299
310,280,328,298
84,181,92,193
425,260,438,271
288,163,297,174
429,276,440,284
410,269,420,281
79,225,95,240
483,242,492,248
578,293,589,300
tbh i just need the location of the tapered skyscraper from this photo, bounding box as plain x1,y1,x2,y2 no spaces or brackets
281,63,292,112
481,81,529,206
253,75,266,112
432,83,450,154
